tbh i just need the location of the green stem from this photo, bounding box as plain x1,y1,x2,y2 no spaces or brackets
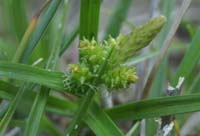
65,92,94,135
64,0,101,135
65,46,114,135
23,87,50,136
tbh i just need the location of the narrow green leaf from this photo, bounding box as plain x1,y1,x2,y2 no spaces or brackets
188,72,200,94
3,78,200,128
23,87,49,136
80,0,101,40
0,80,77,116
0,61,64,90
106,93,200,121
40,115,63,136
126,121,140,136
23,1,67,135
21,0,61,63
172,28,200,85
84,103,124,136
60,25,79,56
0,83,29,136
104,0,133,39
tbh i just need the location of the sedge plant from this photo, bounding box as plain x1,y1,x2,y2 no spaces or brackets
1,0,200,136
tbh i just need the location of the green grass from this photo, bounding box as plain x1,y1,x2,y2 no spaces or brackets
0,0,199,135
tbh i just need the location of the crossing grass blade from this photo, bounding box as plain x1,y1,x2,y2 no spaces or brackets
21,0,61,63
0,61,64,90
84,103,124,136
106,93,200,121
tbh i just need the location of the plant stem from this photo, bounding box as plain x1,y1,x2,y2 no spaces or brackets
65,92,94,135
64,0,101,135
65,46,114,135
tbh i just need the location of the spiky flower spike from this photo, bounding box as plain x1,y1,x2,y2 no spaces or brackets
64,16,166,96
112,16,166,64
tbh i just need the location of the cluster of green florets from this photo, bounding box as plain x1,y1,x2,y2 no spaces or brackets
102,66,138,89
63,16,166,96
63,37,138,95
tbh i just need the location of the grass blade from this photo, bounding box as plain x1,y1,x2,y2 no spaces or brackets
188,72,200,94
0,61,64,90
0,80,77,116
64,0,101,135
0,83,29,136
126,122,140,136
104,0,133,39
172,28,200,85
84,102,124,136
21,0,61,63
23,86,49,136
23,1,66,135
106,93,200,121
60,25,79,56
79,0,101,40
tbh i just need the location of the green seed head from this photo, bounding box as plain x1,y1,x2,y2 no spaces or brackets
63,16,166,95
113,16,166,63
